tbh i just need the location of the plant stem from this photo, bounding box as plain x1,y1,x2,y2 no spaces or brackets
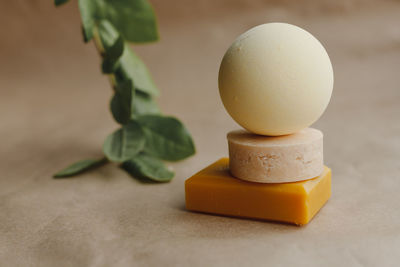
92,26,105,54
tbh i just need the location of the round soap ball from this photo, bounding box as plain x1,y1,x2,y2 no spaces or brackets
218,23,333,136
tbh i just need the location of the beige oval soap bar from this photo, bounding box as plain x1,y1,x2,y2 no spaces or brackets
228,128,323,183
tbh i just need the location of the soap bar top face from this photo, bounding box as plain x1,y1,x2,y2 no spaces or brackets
228,128,323,183
218,23,333,136
185,158,332,225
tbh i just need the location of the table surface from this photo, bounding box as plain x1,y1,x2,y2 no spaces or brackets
1,1,399,266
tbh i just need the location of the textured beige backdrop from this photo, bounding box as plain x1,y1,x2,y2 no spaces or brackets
1,0,400,266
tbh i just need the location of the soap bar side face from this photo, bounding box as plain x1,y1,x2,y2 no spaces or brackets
307,167,332,221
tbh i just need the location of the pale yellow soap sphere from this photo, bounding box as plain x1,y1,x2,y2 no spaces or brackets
218,23,334,136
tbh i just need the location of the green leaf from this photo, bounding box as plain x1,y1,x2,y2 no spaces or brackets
98,20,124,73
110,79,135,124
110,93,130,124
111,85,159,124
53,158,107,178
101,39,124,73
77,1,158,93
137,115,195,161
114,45,159,96
133,90,160,115
96,0,159,43
78,0,158,44
102,58,118,74
122,153,174,182
78,0,96,42
98,20,120,52
54,0,69,6
103,121,145,162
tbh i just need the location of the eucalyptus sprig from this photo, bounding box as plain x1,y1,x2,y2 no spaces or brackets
53,0,195,182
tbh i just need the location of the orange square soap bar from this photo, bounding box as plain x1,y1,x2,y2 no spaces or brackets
185,158,331,225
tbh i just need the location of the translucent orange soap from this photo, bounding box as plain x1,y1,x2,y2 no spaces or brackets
185,158,331,225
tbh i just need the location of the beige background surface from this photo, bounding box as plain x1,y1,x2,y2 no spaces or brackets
1,0,400,266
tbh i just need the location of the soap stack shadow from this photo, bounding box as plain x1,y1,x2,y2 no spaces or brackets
185,127,331,225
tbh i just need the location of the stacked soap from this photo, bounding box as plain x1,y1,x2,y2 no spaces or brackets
227,128,324,183
185,23,334,225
